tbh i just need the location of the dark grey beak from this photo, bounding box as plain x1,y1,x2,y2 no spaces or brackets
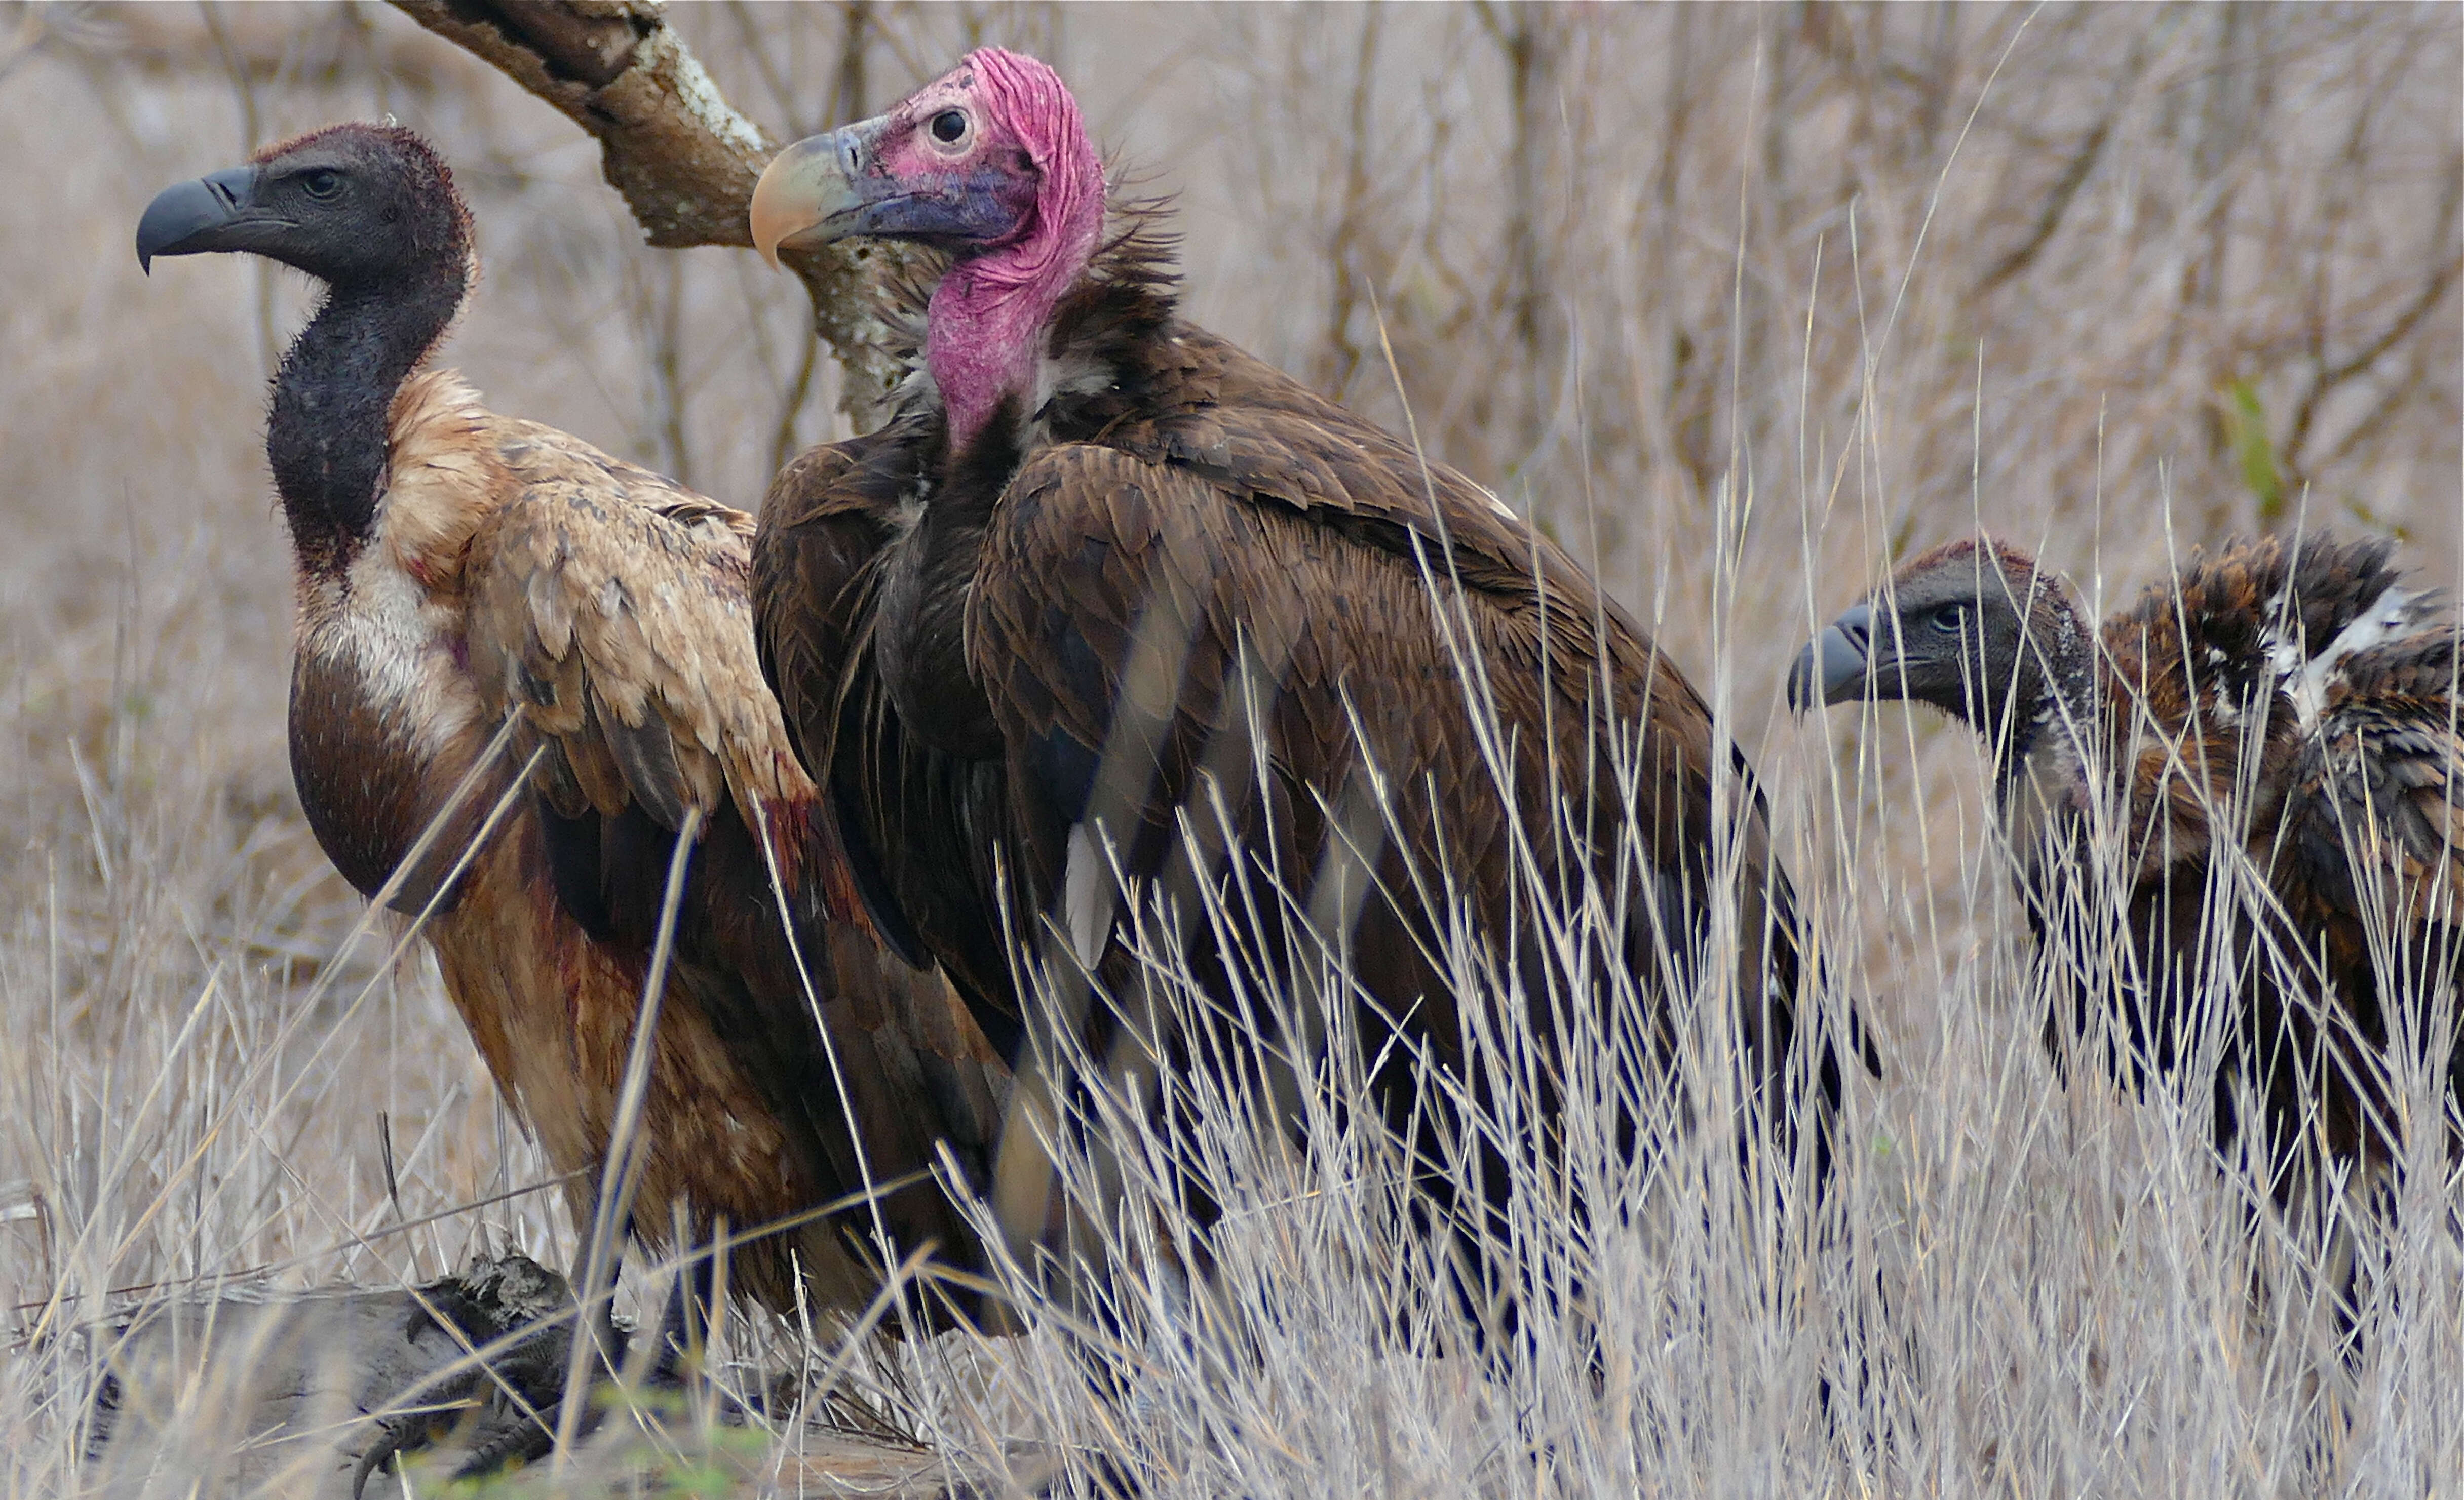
1787,602,1876,711
136,166,258,273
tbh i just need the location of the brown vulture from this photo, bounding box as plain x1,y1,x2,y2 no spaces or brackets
135,125,1005,1331
1792,533,2461,1194
745,48,1874,1277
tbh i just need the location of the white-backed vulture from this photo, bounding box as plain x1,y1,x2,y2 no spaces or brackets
137,123,1005,1329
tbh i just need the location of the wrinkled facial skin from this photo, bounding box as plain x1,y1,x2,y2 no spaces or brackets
751,62,1042,260
868,67,1042,224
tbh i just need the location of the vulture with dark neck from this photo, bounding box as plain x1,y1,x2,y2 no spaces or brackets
1793,534,2461,1190
136,124,1004,1326
748,49,1873,1257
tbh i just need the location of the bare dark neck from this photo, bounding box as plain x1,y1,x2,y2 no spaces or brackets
267,269,463,566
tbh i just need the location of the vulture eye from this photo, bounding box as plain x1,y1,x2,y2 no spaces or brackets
1929,603,1967,636
929,109,969,145
300,168,343,200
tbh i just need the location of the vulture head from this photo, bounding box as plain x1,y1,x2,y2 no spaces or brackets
140,123,475,556
137,123,470,291
751,48,1106,445
1791,537,2092,745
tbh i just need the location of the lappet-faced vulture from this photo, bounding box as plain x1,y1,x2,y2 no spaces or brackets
1793,533,2461,1193
747,50,1875,1269
137,125,1005,1332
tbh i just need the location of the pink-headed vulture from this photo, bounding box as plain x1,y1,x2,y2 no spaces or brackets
1793,534,2461,1193
745,49,1877,1252
137,124,1005,1327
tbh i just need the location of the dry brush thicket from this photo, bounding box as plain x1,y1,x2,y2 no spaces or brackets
1,2,2457,1494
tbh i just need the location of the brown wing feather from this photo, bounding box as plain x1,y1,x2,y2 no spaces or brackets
2078,535,2459,1171
2253,629,2463,1169
2283,628,2464,938
1111,332,1603,617
754,439,888,779
468,423,812,844
1105,339,1740,870
968,435,1819,1101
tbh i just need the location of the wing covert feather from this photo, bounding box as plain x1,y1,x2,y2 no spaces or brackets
466,423,815,840
966,440,1776,1051
970,439,1728,884
2283,630,2464,928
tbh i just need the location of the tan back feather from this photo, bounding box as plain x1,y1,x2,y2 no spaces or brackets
463,415,817,841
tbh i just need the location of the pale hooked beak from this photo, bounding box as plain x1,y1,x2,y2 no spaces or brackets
751,115,1028,266
750,127,870,268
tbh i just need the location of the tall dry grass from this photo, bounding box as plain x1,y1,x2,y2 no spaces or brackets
1,2,2457,1494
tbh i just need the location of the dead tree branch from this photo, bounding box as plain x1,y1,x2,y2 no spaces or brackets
1976,33,2151,296
2281,155,2464,485
383,0,911,422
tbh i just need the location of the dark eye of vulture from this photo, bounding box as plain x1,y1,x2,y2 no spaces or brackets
749,47,1880,1297
138,123,1006,1337
1796,532,2461,1195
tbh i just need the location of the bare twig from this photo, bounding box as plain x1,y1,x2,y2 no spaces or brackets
198,0,279,377
2282,159,2464,483
1313,3,1384,398
771,333,824,478
0,3,52,93
1976,34,2149,294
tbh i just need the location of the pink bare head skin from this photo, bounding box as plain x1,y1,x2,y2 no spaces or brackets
891,48,1105,447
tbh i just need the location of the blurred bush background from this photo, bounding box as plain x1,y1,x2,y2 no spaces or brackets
0,2,2455,1489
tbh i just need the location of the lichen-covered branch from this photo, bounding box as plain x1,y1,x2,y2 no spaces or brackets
383,0,910,421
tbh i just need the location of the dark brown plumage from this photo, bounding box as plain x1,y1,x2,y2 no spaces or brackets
1794,532,2462,1189
138,124,1004,1325
750,50,1872,1269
